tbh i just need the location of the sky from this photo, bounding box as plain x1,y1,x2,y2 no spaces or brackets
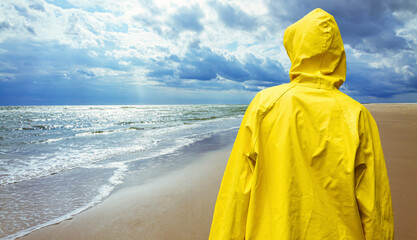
0,0,416,105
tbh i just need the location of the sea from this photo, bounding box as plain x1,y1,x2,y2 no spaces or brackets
0,104,246,239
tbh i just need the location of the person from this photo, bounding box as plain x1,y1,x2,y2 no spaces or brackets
209,8,394,240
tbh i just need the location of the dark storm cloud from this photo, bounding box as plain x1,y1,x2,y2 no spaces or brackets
179,64,218,81
147,46,287,91
243,54,287,85
343,59,417,98
210,2,259,31
180,47,249,81
385,0,417,13
265,0,412,52
345,72,413,98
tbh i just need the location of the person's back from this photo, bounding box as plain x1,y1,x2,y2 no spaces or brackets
209,8,394,239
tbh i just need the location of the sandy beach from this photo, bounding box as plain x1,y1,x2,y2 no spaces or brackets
18,103,417,240
366,104,417,240
18,144,233,240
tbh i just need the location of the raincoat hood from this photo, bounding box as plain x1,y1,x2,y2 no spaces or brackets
284,8,346,89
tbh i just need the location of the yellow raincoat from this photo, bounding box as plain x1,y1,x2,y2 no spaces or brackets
209,8,394,239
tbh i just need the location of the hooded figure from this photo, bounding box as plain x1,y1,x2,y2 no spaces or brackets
209,8,394,239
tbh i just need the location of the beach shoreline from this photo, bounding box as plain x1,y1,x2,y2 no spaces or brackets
14,103,417,240
17,141,233,240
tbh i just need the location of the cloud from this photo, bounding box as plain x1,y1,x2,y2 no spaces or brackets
147,46,287,91
385,0,417,13
265,0,413,52
0,22,11,31
29,2,46,12
0,73,16,82
76,68,96,78
12,4,31,19
0,39,126,85
147,69,175,79
24,25,36,35
243,54,287,84
343,55,417,98
210,2,259,31
0,0,416,104
147,47,248,82
132,3,204,39
180,47,249,81
169,5,204,33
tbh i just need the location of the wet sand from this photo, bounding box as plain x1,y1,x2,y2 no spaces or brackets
19,103,417,240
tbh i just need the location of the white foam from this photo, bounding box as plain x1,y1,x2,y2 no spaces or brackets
43,137,66,143
0,141,156,186
2,164,127,240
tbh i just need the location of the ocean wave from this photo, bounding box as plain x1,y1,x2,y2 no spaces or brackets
2,165,127,240
74,127,147,137
36,126,147,145
42,137,66,143
185,116,219,122
117,121,137,125
128,127,145,131
0,141,156,186
2,124,64,131
75,129,115,137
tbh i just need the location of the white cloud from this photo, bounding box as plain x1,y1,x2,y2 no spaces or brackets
0,73,16,81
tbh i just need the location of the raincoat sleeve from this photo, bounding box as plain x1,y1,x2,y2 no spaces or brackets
209,93,261,240
355,108,394,239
